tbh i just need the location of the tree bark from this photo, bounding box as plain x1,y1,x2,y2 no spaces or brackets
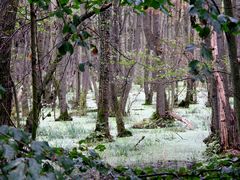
223,0,240,137
95,8,111,139
0,0,18,125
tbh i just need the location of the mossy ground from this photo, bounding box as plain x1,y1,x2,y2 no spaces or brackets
37,84,211,166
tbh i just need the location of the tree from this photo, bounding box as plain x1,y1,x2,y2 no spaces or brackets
0,0,19,125
109,0,132,137
223,0,240,137
95,8,112,139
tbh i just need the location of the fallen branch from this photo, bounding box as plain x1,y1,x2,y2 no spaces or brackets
134,136,145,149
169,112,194,129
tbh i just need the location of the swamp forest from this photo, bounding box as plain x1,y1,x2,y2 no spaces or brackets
0,0,240,179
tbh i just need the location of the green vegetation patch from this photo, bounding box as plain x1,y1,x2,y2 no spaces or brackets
132,113,175,129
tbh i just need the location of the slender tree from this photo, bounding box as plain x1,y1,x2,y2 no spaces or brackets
95,8,112,139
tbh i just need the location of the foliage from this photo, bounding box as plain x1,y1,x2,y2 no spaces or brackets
113,155,240,179
203,133,222,157
0,125,110,179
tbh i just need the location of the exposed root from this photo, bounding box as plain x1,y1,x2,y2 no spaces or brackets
132,113,175,129
117,129,133,137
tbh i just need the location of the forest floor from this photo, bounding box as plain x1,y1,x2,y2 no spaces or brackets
37,83,211,167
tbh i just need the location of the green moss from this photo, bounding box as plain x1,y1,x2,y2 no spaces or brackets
132,112,175,129
56,111,72,121
203,134,221,157
117,129,133,137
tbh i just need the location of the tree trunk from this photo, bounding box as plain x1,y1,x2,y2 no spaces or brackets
223,0,240,137
56,21,71,121
95,8,111,139
143,11,154,105
30,3,42,139
0,0,18,125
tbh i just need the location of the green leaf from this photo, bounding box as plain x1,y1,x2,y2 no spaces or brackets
79,63,85,72
63,7,72,15
201,44,213,60
80,31,91,40
8,162,26,180
58,41,74,55
188,59,200,75
199,26,210,38
59,0,69,6
94,144,106,152
3,144,16,161
63,24,70,34
73,14,81,26
27,158,41,179
55,9,64,18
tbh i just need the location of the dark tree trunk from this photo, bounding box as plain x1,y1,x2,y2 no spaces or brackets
223,0,240,139
0,0,18,125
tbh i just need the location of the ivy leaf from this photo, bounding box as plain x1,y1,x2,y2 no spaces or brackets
79,63,85,72
73,14,81,26
80,31,91,40
55,9,64,18
63,24,70,34
63,7,72,15
59,0,69,6
27,158,41,179
199,26,210,38
8,162,26,180
188,5,197,15
201,44,213,60
218,14,227,23
3,144,16,161
31,141,50,156
58,41,74,55
189,59,200,69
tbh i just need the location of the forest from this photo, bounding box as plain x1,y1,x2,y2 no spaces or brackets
0,0,240,179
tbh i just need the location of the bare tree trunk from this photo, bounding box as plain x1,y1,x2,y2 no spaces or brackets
0,0,18,125
95,8,111,139
56,21,71,121
56,54,71,121
109,0,132,137
30,2,41,139
74,47,81,107
223,0,240,138
143,52,153,105
143,11,154,105
153,10,167,118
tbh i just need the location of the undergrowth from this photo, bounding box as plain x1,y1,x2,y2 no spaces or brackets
1,125,240,179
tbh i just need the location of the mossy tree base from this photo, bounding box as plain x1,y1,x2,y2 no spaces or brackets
132,112,175,129
84,131,113,144
117,129,133,137
143,100,153,105
55,111,72,121
203,133,222,157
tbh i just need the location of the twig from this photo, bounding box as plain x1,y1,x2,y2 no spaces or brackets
134,136,145,149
